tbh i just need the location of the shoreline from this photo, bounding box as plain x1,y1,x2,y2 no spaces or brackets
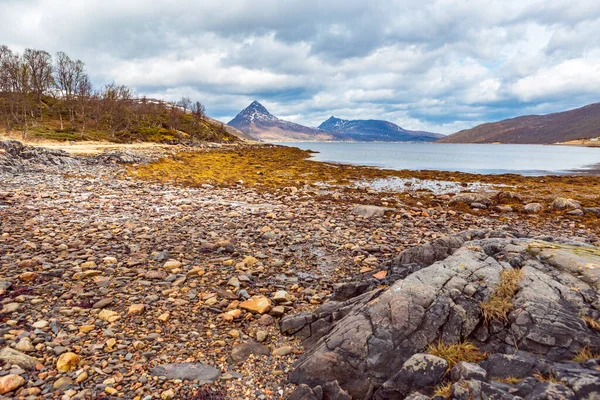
1,139,600,398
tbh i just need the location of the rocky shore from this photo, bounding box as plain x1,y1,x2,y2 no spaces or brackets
1,140,599,399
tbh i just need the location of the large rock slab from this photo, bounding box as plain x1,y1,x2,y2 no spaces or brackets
287,233,600,399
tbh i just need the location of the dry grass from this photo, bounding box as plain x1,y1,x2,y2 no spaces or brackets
480,268,523,322
426,341,486,370
572,346,600,362
433,381,453,398
583,317,600,332
533,372,560,384
495,377,523,385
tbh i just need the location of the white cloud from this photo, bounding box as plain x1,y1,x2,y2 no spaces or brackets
1,0,599,134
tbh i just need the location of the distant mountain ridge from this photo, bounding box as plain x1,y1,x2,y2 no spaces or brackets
228,101,442,142
438,102,600,144
227,101,341,142
318,116,443,142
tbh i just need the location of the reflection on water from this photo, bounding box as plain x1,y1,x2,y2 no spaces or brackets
279,142,600,176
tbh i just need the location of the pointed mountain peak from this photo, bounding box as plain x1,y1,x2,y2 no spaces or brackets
245,100,271,115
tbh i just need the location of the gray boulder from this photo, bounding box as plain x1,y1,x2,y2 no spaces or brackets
450,362,487,382
374,354,448,399
287,233,600,399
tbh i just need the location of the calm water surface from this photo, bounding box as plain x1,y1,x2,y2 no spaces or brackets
279,142,600,175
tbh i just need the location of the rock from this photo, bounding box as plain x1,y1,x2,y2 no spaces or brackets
0,374,25,395
352,205,396,218
98,309,120,322
480,354,538,379
289,384,323,400
272,290,292,303
551,197,581,211
374,354,448,399
0,347,39,369
288,234,600,398
239,295,272,314
128,303,145,315
450,361,487,382
584,207,600,216
32,320,49,328
161,389,176,400
163,259,182,270
471,202,487,210
323,380,352,400
93,297,113,309
150,362,221,383
15,337,34,352
449,193,492,206
230,341,270,363
0,302,21,314
56,352,80,372
53,376,73,390
524,202,543,213
528,382,575,400
273,346,293,356
567,209,584,216
256,330,267,342
493,205,513,213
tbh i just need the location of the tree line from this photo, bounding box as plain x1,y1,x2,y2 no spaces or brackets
0,45,207,140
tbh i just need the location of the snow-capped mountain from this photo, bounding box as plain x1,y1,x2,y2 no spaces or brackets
318,116,443,142
227,102,443,142
228,101,340,142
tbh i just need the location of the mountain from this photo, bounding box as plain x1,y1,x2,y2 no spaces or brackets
204,116,257,141
318,116,443,142
438,102,600,144
227,101,340,142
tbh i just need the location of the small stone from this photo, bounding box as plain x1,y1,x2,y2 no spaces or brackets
163,260,182,270
53,376,73,389
161,389,175,400
158,312,170,322
0,347,39,369
75,371,88,383
15,337,34,352
228,329,240,339
80,325,95,334
240,295,271,314
270,305,285,317
32,320,49,329
0,303,21,314
18,271,38,281
106,387,119,395
272,290,291,303
256,331,267,342
56,352,80,372
98,309,120,322
128,303,145,315
93,297,113,309
0,374,25,395
273,346,293,356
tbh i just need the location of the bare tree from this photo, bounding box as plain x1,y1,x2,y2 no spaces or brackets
75,74,93,137
54,51,86,129
177,96,192,113
23,49,53,103
191,101,205,125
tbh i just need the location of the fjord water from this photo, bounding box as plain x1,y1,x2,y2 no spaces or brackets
281,142,600,175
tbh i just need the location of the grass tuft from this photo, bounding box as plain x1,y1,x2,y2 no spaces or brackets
426,340,486,370
572,346,600,363
533,372,560,384
480,268,523,322
495,377,523,385
433,381,453,398
583,317,600,332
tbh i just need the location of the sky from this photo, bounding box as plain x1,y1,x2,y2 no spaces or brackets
1,0,600,134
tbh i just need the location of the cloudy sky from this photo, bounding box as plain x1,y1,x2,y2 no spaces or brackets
2,0,600,134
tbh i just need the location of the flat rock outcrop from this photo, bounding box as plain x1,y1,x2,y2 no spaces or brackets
284,232,600,399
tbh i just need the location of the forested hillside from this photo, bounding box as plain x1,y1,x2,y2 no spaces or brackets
0,45,239,143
